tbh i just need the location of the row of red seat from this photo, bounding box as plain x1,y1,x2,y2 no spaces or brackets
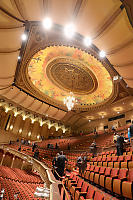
65,173,118,200
79,164,133,199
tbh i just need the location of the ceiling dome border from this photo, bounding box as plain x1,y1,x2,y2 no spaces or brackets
15,22,119,111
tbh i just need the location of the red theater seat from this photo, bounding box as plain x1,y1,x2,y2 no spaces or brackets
113,168,128,195
70,178,83,199
105,168,119,191
122,169,133,199
75,182,89,200
94,167,106,185
89,166,100,182
99,167,112,187
79,185,95,200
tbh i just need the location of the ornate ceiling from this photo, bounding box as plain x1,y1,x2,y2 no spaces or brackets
0,0,133,131
27,46,113,108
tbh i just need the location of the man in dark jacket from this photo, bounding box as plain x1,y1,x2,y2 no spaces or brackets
116,133,125,156
57,151,68,177
129,121,133,146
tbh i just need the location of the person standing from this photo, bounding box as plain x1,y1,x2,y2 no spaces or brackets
57,151,68,178
129,122,133,146
52,153,60,179
77,154,83,174
81,152,87,174
116,133,125,156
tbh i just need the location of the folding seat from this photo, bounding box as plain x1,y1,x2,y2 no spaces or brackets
114,155,124,168
89,166,100,182
70,178,84,199
102,157,107,162
97,156,102,162
79,185,95,200
94,162,98,166
94,167,106,185
106,156,112,162
84,165,95,180
108,161,113,168
127,151,132,155
105,168,119,192
65,173,74,187
67,174,78,189
82,165,90,178
99,167,112,187
122,169,133,199
93,191,104,200
113,168,128,195
75,182,89,200
128,161,133,169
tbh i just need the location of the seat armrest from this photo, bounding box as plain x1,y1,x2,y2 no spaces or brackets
75,187,82,191
99,172,104,175
105,175,110,177
112,175,118,179
71,183,77,186
79,192,87,196
120,177,127,181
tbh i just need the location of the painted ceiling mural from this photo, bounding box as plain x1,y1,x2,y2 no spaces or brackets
28,46,113,105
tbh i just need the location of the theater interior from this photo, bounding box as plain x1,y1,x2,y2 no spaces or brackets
0,0,133,199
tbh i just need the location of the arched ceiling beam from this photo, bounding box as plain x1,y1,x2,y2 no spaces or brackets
73,0,84,19
115,60,133,68
0,6,25,23
13,0,26,21
0,49,20,54
93,4,124,40
107,38,133,55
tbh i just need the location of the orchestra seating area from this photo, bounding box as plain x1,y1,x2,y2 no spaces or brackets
0,165,44,200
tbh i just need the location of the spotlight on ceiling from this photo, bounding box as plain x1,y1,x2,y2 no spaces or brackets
64,23,75,38
42,17,52,30
18,56,21,60
88,120,91,122
84,37,92,46
99,50,106,58
117,111,120,114
21,33,27,41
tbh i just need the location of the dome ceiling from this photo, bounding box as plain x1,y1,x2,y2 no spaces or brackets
28,46,113,107
0,0,133,130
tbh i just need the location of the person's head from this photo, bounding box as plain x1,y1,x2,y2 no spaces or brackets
60,151,63,155
56,153,60,157
121,132,124,136
93,139,96,143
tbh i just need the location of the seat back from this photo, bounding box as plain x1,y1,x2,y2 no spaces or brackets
94,166,100,173
77,178,83,187
124,155,131,162
86,164,90,170
86,185,95,199
112,156,118,162
105,167,111,176
118,155,124,162
99,167,105,174
111,168,119,177
81,182,89,192
90,165,95,171
102,157,106,162
94,191,104,200
128,169,133,182
118,168,128,179
107,157,111,162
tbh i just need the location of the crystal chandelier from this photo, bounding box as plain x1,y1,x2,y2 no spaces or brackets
64,92,76,111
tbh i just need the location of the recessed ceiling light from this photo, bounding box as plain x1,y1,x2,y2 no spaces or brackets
64,23,75,38
117,111,120,114
21,33,27,41
102,116,104,118
84,37,92,46
99,50,106,58
88,120,91,122
18,56,21,60
42,17,52,30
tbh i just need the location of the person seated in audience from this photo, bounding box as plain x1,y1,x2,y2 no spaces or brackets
52,153,60,179
77,154,83,174
32,142,37,152
116,133,125,156
89,140,97,157
55,143,59,149
129,121,133,146
33,148,39,160
57,151,68,178
67,143,70,150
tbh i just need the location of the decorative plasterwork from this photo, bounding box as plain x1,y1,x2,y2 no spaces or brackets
15,22,119,111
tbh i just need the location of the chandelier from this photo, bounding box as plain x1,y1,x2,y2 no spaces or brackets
64,92,76,111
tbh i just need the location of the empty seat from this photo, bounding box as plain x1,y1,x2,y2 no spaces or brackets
75,182,89,200
89,166,100,182
113,168,128,195
94,167,106,185
122,169,133,199
93,191,104,200
70,178,83,199
99,167,112,187
79,185,95,200
105,168,119,191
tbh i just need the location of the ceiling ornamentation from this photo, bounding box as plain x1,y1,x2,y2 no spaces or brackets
15,23,119,111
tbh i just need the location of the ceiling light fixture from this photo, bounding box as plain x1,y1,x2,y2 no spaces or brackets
21,33,27,41
64,92,76,111
99,50,106,58
42,17,52,30
64,23,75,38
117,111,120,114
88,120,91,122
18,56,21,60
84,37,92,46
